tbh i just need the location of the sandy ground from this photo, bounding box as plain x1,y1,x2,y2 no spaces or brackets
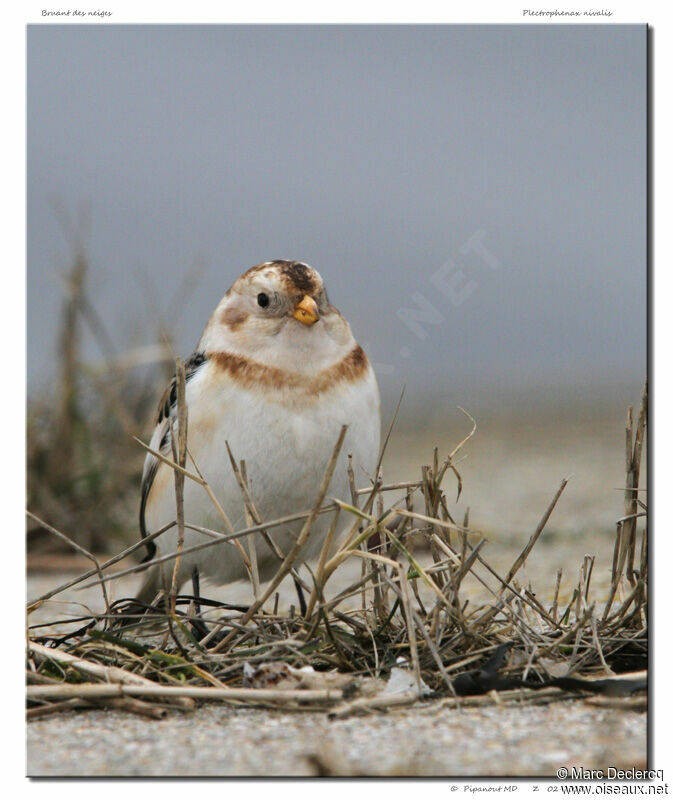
27,700,646,777
26,398,648,777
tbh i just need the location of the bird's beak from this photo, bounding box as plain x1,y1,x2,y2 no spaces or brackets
292,294,320,326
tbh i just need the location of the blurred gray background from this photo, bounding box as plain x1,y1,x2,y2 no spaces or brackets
27,24,646,415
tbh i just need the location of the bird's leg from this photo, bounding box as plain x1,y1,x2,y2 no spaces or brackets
189,566,210,641
191,566,202,615
293,574,307,617
187,568,232,648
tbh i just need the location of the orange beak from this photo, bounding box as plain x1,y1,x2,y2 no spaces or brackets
292,294,320,326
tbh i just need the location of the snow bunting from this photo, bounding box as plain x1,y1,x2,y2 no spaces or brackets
136,260,380,603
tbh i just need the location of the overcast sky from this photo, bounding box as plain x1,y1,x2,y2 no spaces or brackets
27,24,646,410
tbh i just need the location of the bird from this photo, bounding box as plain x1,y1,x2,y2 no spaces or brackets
135,260,381,608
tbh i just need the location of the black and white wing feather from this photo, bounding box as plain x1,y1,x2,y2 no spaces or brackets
139,352,207,560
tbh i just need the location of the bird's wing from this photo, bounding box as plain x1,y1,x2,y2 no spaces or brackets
139,352,208,561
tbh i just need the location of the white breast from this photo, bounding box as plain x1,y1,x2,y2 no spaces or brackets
144,362,380,588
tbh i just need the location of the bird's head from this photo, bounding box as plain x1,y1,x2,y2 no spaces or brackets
200,260,355,372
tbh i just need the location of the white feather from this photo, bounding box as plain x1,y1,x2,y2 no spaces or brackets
144,362,380,588
140,261,381,593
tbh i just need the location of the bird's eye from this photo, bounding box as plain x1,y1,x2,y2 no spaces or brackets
257,293,270,308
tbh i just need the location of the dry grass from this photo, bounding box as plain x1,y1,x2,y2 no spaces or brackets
26,349,648,719
27,249,185,554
